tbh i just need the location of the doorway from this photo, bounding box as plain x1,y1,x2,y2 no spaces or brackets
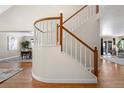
101,38,113,56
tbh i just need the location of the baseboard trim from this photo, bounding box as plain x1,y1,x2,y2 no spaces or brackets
0,55,20,62
32,72,97,84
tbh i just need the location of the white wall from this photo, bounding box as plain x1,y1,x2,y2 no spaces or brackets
100,5,124,37
0,5,82,31
0,32,22,59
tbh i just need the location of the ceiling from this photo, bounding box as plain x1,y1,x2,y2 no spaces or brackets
0,5,82,31
0,5,12,15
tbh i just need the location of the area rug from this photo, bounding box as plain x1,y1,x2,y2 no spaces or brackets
101,56,124,65
0,68,23,83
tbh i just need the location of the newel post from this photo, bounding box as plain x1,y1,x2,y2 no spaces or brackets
96,5,99,14
60,13,63,51
94,47,98,76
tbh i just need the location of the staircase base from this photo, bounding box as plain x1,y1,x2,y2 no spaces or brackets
32,46,97,84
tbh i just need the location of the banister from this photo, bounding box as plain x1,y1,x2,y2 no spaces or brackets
62,26,98,76
63,5,88,24
34,17,60,25
34,17,60,33
62,26,95,52
33,6,98,77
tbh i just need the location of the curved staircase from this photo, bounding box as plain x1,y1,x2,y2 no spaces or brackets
32,5,99,83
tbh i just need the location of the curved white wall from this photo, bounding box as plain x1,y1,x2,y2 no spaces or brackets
32,46,97,83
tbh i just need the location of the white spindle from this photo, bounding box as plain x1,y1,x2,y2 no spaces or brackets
87,6,90,19
84,47,87,69
90,6,93,16
37,24,39,46
65,33,68,55
86,7,88,21
42,22,45,46
93,6,96,16
68,19,71,30
39,22,41,46
45,22,47,46
36,28,38,46
75,41,77,60
58,27,60,45
34,28,37,45
71,19,74,32
84,9,86,23
77,14,79,28
40,22,42,46
89,51,92,72
80,45,82,65
38,31,40,46
80,10,83,25
79,12,81,26
74,16,76,31
46,21,49,46
89,6,92,17
82,10,84,24
50,21,53,45
70,37,73,56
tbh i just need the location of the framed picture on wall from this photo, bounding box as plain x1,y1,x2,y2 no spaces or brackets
8,36,17,50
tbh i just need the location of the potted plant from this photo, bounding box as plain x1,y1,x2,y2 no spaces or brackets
117,40,123,53
21,41,30,50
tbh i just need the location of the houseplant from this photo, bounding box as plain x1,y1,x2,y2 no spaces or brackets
21,41,30,50
117,40,123,53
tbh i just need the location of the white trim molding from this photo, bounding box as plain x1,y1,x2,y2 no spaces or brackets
32,72,97,84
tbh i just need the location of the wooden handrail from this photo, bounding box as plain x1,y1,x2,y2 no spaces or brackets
62,26,94,52
34,17,60,33
63,5,88,24
34,17,60,25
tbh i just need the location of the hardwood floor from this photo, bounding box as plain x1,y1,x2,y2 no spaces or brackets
98,60,124,88
0,59,124,88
